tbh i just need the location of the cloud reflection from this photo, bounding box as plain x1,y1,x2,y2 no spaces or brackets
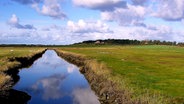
31,74,68,100
67,65,76,73
72,88,100,104
33,50,67,70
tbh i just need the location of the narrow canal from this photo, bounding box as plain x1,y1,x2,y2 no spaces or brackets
13,50,100,104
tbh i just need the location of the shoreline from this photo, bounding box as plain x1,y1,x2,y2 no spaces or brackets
0,49,46,90
55,49,139,104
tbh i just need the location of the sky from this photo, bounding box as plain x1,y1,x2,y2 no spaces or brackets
0,0,184,45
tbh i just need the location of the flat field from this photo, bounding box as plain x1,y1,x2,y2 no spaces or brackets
59,45,184,103
0,47,45,68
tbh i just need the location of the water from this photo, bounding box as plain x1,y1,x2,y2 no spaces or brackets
13,50,100,104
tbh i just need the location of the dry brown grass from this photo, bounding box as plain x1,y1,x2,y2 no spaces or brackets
0,47,46,90
0,73,11,89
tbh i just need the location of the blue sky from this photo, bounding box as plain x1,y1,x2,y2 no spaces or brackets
0,0,184,44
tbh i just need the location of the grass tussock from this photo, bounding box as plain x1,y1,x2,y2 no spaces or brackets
0,73,11,89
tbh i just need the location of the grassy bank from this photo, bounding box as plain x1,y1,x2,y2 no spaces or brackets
57,45,184,104
56,49,140,104
0,47,46,90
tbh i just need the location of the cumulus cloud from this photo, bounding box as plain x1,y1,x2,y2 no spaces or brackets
12,0,66,19
8,14,36,29
117,24,182,42
0,23,68,44
72,0,149,26
73,0,127,11
0,28,40,44
101,4,146,25
67,19,113,33
153,0,184,21
32,0,67,19
1,22,184,45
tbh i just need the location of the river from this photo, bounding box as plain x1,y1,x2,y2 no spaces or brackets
13,50,100,104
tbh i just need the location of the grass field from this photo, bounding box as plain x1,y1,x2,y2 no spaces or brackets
59,45,184,103
0,47,45,89
0,45,183,103
0,47,45,69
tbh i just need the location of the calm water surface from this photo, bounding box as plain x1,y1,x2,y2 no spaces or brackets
13,50,100,104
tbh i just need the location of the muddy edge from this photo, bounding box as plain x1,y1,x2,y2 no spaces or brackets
1,49,47,90
55,50,143,104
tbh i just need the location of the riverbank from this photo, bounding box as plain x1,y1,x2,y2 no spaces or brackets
55,50,140,104
55,45,184,104
0,47,46,90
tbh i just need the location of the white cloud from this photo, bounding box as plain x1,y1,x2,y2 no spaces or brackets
8,14,18,25
101,4,146,25
134,25,173,41
32,0,66,19
8,14,36,29
72,0,149,26
0,29,38,44
154,0,184,21
11,0,67,19
1,21,184,45
0,24,67,44
73,0,127,11
67,19,112,33
113,24,184,42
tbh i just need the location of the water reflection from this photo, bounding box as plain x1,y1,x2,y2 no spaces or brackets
67,65,76,73
72,88,99,104
13,50,100,104
31,73,68,100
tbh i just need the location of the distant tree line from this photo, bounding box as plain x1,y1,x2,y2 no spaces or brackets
177,42,184,47
74,39,184,46
0,39,183,47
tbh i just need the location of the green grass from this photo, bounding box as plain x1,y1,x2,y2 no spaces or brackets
0,47,44,68
0,47,44,59
59,45,184,103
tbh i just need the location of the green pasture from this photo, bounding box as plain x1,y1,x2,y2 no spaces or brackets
60,45,184,103
0,47,44,67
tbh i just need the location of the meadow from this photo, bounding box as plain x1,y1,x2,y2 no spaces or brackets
59,45,184,103
0,47,45,89
0,45,183,103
